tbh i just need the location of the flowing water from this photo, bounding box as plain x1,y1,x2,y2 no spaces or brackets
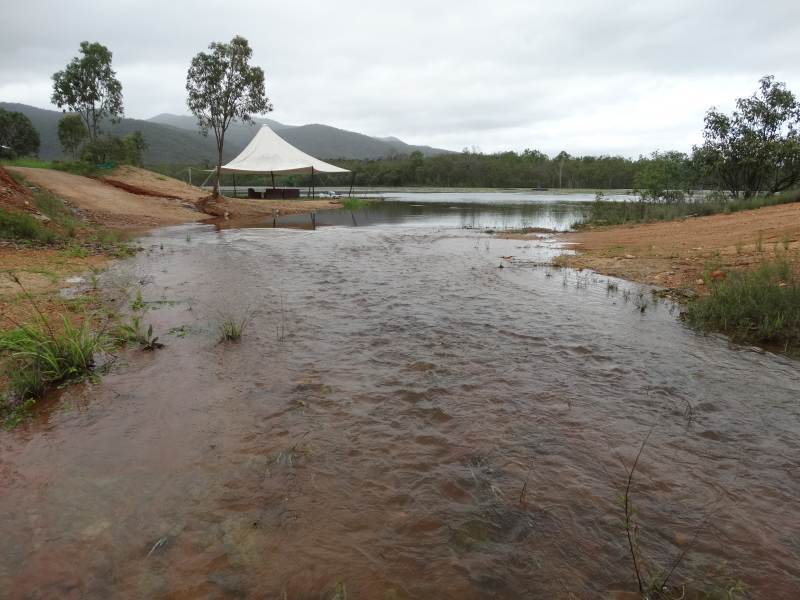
1,211,799,598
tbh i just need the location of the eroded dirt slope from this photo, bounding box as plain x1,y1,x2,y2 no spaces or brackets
7,167,205,229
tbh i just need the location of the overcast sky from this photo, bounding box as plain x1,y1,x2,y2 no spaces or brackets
1,0,798,156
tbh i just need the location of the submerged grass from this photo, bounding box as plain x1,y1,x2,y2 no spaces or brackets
579,189,800,227
684,258,800,354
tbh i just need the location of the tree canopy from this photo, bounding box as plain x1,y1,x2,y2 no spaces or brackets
51,41,124,142
0,109,40,157
186,35,272,196
697,75,800,198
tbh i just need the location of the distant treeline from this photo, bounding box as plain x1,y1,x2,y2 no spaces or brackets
151,149,706,193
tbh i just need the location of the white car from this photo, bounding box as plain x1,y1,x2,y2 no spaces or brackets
320,190,342,199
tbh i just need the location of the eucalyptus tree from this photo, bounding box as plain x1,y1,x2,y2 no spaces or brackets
697,75,800,197
186,35,272,196
51,42,124,142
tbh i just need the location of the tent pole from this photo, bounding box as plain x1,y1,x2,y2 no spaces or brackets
348,171,355,198
233,174,237,198
311,166,315,199
271,171,276,189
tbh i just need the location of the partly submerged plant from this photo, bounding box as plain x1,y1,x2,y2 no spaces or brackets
217,310,253,343
114,315,163,350
130,289,145,311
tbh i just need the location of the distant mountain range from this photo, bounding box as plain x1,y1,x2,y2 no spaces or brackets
0,102,452,164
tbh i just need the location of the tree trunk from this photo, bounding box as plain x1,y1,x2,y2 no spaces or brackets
214,148,222,198
213,128,227,198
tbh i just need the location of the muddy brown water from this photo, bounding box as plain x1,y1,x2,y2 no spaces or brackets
2,222,799,599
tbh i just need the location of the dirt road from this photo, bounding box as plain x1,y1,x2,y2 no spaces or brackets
8,167,205,229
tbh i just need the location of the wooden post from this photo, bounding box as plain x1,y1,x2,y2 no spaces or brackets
348,171,356,198
233,174,237,198
272,208,277,227
311,212,316,230
271,171,276,189
311,166,315,199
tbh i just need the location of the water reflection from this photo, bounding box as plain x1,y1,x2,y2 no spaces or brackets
276,200,590,230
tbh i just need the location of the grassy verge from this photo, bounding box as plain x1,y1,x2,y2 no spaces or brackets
340,197,370,210
2,171,135,255
579,189,800,227
1,157,98,177
684,258,799,355
0,209,57,243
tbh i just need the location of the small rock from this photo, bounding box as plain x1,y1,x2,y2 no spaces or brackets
696,278,705,285
623,254,635,259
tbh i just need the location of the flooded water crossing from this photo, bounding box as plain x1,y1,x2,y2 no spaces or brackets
1,216,799,598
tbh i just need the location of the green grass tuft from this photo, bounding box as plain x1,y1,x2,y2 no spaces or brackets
217,311,253,343
1,316,111,426
685,258,800,354
341,197,368,211
0,276,112,427
0,208,57,243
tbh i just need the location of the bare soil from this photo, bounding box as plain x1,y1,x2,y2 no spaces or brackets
551,203,800,291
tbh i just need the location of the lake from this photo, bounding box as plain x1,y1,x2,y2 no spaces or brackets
272,190,638,231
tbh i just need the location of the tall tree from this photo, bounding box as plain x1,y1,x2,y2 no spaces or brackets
57,114,88,159
697,75,800,197
51,41,124,142
0,109,40,157
186,35,272,196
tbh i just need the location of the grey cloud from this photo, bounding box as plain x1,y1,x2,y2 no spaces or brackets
1,0,799,156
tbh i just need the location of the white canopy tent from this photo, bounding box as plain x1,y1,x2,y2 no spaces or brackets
221,124,350,175
219,124,352,198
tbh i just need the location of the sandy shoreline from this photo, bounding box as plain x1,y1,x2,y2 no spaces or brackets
543,202,800,292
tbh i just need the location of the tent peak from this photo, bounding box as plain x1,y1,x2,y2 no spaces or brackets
220,124,349,175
